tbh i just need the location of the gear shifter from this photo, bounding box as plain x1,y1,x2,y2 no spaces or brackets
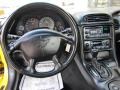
91,49,98,58
91,49,101,70
91,49,109,78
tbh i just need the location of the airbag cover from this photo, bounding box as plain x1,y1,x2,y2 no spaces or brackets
20,36,60,59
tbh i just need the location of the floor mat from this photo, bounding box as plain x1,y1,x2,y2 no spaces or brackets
61,60,93,90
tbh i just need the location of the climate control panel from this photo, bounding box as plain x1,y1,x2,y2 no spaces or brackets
84,40,110,51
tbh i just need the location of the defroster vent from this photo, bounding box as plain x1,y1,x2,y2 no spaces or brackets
83,14,110,22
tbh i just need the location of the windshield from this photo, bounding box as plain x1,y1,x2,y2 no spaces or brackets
0,0,120,21
0,0,88,15
0,0,88,25
89,0,120,8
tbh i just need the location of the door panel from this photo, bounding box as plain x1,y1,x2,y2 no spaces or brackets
0,46,8,90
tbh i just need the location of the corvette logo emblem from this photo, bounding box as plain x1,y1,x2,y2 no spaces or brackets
36,36,50,48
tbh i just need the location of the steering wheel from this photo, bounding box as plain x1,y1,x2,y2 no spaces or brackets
1,3,78,78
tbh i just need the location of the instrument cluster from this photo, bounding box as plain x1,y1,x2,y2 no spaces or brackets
15,14,65,36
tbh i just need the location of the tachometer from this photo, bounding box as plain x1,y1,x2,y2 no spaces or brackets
25,18,39,32
39,17,54,29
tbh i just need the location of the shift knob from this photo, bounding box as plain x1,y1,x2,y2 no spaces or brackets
91,49,98,58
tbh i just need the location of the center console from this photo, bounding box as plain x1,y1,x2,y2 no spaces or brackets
84,26,110,51
77,13,119,90
83,25,112,61
82,23,115,79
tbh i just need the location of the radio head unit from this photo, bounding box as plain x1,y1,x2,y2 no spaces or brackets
84,26,110,39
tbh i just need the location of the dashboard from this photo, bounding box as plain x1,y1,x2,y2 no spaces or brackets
14,11,68,36
2,3,120,90
73,12,120,90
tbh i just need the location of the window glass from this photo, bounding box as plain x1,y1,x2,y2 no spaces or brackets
88,0,120,8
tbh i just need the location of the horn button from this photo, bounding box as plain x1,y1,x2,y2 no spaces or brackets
20,36,61,59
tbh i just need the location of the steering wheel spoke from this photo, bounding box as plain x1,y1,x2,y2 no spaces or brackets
52,55,62,70
25,59,35,73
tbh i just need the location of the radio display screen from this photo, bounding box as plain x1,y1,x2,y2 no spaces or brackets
84,26,110,34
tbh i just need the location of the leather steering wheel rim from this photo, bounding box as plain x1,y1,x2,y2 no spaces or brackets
1,3,78,78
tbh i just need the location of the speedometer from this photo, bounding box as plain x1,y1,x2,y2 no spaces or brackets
25,18,39,32
39,17,54,29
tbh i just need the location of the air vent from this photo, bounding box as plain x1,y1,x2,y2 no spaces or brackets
83,14,110,22
113,19,119,30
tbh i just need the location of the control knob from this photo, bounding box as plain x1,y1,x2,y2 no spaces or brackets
84,41,90,50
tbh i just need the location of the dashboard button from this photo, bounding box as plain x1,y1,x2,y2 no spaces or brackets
85,30,89,34
85,35,89,38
